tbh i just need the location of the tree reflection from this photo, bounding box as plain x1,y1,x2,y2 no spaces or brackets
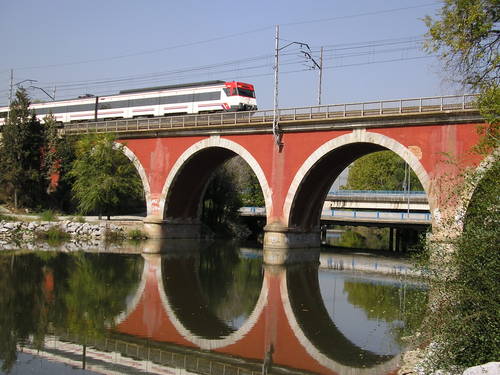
0,253,49,372
0,252,143,373
198,242,263,328
343,278,428,342
55,253,143,340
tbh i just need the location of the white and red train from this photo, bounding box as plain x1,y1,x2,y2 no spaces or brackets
0,80,257,125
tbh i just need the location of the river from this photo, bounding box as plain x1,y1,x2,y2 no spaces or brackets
0,240,427,375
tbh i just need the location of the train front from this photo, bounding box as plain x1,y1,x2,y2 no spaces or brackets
224,81,257,111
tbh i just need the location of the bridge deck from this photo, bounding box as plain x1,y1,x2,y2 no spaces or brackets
60,94,480,136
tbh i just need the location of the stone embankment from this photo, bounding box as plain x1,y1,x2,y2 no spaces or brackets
0,220,125,241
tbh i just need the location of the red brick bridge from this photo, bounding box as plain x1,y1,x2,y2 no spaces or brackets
64,95,488,252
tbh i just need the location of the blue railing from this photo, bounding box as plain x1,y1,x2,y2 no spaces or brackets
322,209,431,221
329,190,426,196
239,207,431,222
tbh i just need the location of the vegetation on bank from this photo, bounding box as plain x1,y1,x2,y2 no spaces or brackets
410,0,499,373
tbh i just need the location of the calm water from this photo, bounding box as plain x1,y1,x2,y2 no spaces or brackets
0,241,427,375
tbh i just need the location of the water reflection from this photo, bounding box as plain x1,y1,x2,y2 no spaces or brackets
0,241,427,375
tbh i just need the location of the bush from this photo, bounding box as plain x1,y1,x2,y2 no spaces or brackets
0,214,15,222
127,229,147,240
35,227,70,244
415,157,499,373
38,210,58,222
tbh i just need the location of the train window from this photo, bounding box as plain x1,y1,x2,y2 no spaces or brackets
129,97,160,107
65,103,94,113
194,91,220,101
161,94,194,104
101,99,129,109
0,111,7,118
223,88,231,96
236,88,255,98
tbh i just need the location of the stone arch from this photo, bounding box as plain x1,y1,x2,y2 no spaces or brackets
159,136,272,221
114,142,152,214
283,129,433,230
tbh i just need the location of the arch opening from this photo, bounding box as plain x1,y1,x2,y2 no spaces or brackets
161,139,270,240
289,142,386,231
280,131,433,251
164,147,236,221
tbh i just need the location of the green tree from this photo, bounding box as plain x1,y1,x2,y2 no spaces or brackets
424,0,499,147
69,133,144,219
40,114,77,211
342,151,423,191
0,88,45,209
415,2,500,372
202,162,243,236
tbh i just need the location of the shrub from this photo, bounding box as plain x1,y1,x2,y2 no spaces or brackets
414,157,499,373
35,227,70,245
127,229,147,240
38,210,58,222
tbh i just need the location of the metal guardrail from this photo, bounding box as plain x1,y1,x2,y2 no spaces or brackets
239,207,431,222
323,209,431,222
62,94,479,135
329,190,427,196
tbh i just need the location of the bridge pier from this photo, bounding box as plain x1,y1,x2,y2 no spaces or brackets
263,223,321,249
143,216,201,240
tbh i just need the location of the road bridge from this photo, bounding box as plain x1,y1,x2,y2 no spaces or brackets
60,94,488,253
325,190,429,211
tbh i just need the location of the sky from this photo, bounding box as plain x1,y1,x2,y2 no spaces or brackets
0,0,457,110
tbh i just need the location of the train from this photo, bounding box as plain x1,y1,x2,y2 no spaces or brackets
0,80,257,125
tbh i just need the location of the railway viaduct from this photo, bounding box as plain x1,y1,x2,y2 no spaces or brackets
64,95,489,254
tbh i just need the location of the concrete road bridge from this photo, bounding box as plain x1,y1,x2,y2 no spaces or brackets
61,94,489,251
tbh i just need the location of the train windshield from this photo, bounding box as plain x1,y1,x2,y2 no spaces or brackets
236,88,255,98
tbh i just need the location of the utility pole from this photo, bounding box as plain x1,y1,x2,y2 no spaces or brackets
318,47,324,106
9,69,13,105
273,25,282,150
272,25,319,150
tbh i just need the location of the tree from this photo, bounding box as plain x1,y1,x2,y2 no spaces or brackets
414,3,500,371
0,88,45,209
202,162,243,236
69,133,144,219
41,114,77,211
424,0,499,145
342,151,423,191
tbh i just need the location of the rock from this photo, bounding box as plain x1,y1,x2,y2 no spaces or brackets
463,362,499,375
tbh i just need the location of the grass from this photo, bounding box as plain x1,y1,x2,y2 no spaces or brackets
127,229,148,240
0,213,15,222
38,210,58,222
35,227,70,245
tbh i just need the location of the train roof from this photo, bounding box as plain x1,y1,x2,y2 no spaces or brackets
119,80,226,94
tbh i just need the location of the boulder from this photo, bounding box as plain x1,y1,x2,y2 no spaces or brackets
463,362,499,375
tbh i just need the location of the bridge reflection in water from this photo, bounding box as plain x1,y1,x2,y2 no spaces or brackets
10,241,427,375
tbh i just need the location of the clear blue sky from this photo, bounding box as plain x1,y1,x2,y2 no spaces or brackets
0,0,454,109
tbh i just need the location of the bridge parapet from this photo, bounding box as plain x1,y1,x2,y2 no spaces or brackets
61,94,480,136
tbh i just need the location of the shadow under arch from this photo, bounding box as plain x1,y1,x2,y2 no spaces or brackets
157,249,269,350
114,142,151,214
283,130,432,231
281,263,401,373
159,136,272,221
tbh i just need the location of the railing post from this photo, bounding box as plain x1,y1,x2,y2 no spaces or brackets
399,99,402,114
440,96,443,111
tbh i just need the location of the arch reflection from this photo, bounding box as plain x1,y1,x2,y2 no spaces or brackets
112,243,422,374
